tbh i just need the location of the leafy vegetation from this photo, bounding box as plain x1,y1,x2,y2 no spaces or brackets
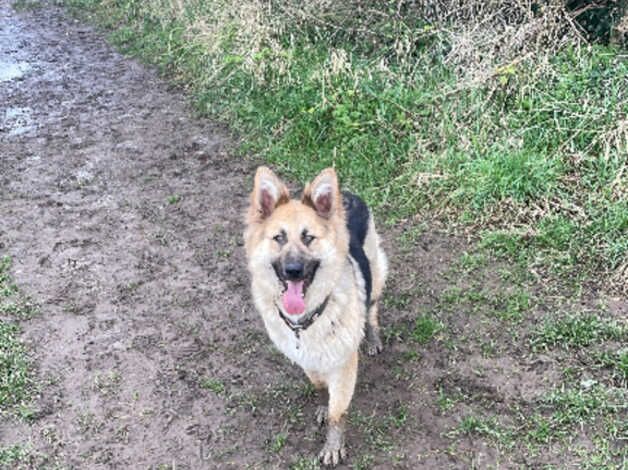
0,322,30,409
411,315,442,344
531,313,627,351
63,0,627,292
0,257,34,411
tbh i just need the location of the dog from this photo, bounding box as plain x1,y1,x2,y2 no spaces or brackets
244,166,388,465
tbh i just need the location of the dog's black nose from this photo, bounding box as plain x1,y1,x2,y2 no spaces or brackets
284,261,304,280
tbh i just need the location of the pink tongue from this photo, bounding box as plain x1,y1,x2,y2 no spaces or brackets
282,280,305,315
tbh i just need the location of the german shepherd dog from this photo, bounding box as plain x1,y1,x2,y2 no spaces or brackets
244,167,388,465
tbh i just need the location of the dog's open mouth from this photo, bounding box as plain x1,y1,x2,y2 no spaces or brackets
272,261,319,316
282,280,306,315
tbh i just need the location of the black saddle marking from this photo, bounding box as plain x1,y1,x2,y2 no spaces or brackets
342,191,372,308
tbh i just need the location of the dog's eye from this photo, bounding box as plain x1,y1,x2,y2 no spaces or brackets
301,232,315,246
273,231,287,245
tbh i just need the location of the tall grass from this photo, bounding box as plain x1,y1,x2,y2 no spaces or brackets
65,0,627,290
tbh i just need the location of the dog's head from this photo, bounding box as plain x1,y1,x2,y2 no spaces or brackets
244,167,349,317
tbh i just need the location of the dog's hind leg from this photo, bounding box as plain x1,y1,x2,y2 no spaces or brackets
319,351,358,466
365,302,383,356
363,219,387,356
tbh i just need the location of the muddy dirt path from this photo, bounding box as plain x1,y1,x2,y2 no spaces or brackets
0,3,507,469
0,3,261,467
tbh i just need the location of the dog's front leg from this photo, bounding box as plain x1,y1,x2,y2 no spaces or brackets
305,370,328,426
319,351,358,466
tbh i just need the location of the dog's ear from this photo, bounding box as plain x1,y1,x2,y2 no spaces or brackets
302,167,341,219
249,166,289,223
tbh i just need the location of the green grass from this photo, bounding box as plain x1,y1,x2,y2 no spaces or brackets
0,257,34,411
411,315,442,344
437,387,463,413
448,415,514,446
267,433,287,453
167,194,181,205
456,252,487,272
527,384,626,453
290,457,320,470
594,349,628,382
0,321,31,410
200,377,226,394
349,409,394,452
439,280,532,323
63,0,627,290
531,313,627,351
493,289,530,322
446,383,625,452
0,445,31,467
0,257,36,320
541,385,619,428
11,0,43,10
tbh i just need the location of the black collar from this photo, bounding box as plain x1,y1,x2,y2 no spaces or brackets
276,295,331,339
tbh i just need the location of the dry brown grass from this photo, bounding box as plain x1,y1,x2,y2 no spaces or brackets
271,0,585,84
131,0,592,90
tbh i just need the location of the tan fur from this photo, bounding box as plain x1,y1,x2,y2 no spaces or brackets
244,166,387,466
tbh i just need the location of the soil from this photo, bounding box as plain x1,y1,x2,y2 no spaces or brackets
1,3,623,470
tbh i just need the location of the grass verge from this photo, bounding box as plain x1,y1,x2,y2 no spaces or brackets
0,256,35,413
61,0,627,292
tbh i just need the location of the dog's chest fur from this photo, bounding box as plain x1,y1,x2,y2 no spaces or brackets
255,259,366,372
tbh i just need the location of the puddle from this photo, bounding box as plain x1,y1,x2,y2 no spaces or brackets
3,106,35,137
0,60,31,81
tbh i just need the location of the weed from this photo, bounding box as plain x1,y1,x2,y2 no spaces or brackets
456,252,487,272
448,415,513,446
12,0,42,10
352,454,374,470
382,322,408,344
92,370,122,396
0,445,31,466
440,287,463,306
290,457,320,470
526,415,552,444
350,410,394,452
0,257,37,320
479,231,528,261
397,224,428,251
388,403,409,428
480,340,498,358
0,322,31,410
412,315,442,344
401,350,420,362
593,349,628,383
382,290,412,311
268,433,287,453
437,388,460,413
493,289,531,322
540,385,620,428
200,378,226,394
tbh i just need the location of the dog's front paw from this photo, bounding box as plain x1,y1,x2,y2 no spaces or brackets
319,422,346,466
365,336,383,356
315,406,327,426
